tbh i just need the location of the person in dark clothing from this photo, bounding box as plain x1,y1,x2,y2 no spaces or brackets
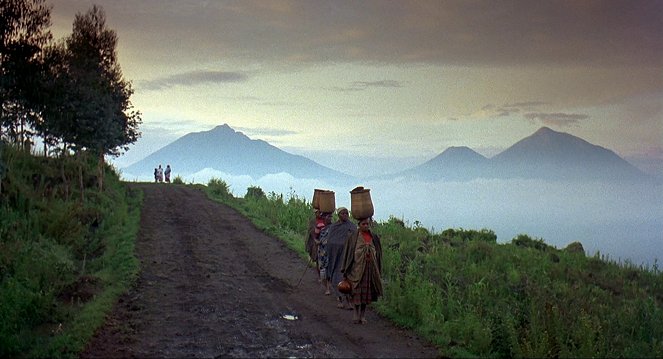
165,164,172,183
325,207,357,309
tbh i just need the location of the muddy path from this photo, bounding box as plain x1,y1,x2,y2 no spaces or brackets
81,184,440,358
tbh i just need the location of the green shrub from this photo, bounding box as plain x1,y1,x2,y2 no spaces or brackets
172,175,184,184
207,177,232,199
512,234,552,251
564,241,585,255
245,185,266,200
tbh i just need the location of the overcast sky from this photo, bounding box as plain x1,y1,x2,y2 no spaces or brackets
50,0,663,176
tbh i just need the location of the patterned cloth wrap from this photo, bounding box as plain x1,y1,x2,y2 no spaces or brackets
317,226,330,280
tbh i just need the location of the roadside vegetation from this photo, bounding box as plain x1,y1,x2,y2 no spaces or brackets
0,143,141,358
204,177,663,358
1,1,142,357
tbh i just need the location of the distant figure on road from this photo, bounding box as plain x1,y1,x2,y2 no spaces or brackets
341,217,383,324
154,167,158,182
325,207,357,309
165,165,172,183
156,165,164,183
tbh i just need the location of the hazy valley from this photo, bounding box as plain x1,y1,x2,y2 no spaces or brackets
120,124,663,267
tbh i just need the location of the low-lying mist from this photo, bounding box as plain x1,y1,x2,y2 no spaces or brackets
121,168,662,267
368,177,662,267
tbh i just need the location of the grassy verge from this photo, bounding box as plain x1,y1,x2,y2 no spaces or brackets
201,177,663,358
0,143,141,358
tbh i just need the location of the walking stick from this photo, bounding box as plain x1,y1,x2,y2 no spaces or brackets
296,257,313,288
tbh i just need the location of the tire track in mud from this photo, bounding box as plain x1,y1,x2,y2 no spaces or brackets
82,183,440,358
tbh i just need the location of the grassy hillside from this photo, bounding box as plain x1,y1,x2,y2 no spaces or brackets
204,178,663,358
0,142,141,358
2,145,660,358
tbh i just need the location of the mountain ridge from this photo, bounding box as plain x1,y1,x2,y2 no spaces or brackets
123,124,653,183
388,146,489,181
123,124,356,183
487,126,646,181
375,126,652,182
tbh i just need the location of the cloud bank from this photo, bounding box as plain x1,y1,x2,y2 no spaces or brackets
54,0,663,68
235,127,297,137
139,71,248,91
524,112,590,127
120,167,663,268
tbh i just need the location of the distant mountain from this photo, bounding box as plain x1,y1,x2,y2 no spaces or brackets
123,124,355,183
380,146,489,181
381,127,652,182
489,127,648,181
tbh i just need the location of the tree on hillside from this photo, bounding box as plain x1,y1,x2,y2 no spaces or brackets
36,40,71,152
0,0,52,146
59,5,141,190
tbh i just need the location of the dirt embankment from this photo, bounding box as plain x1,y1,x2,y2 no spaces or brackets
81,184,440,358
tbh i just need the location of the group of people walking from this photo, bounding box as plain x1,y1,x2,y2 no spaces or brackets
306,206,383,325
153,164,172,183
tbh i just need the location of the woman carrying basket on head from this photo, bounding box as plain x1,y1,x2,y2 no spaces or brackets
341,216,383,324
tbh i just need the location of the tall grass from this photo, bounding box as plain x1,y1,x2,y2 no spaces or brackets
203,180,663,358
0,142,141,358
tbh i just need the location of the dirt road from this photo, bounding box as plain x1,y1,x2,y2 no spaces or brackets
81,184,440,358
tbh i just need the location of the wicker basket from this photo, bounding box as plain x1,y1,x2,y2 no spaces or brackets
350,186,374,219
318,190,336,213
312,188,325,209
